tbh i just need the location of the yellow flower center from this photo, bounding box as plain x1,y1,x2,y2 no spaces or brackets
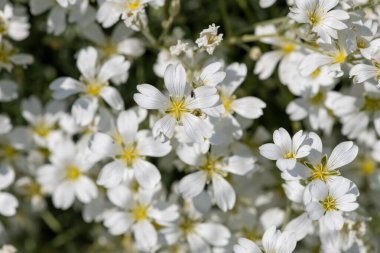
101,42,118,57
362,95,380,112
357,38,367,49
309,91,325,105
65,165,81,181
86,82,104,96
333,50,346,64
0,42,15,64
132,204,148,221
321,194,337,212
310,68,321,79
179,218,195,235
2,145,16,158
121,146,139,166
220,95,235,113
374,62,380,80
26,182,42,198
308,11,321,26
0,17,7,34
33,122,52,138
283,152,296,159
127,0,141,11
282,43,296,55
360,158,376,175
166,98,189,121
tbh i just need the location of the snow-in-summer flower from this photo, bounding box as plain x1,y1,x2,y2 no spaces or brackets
259,128,313,171
50,47,129,126
134,63,219,143
90,110,171,189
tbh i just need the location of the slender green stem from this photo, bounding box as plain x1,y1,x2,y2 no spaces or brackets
218,0,232,38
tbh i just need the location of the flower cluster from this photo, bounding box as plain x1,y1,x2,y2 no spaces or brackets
1,0,380,252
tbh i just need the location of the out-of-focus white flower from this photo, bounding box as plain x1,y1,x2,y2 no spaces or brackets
21,96,65,147
134,63,219,143
0,40,33,72
97,0,151,28
0,79,17,102
0,164,18,216
350,53,380,86
234,226,297,253
195,24,223,55
0,245,17,253
305,177,359,230
259,128,313,171
177,144,255,211
104,184,179,251
0,114,12,135
164,215,231,253
0,3,30,41
170,40,189,56
289,0,349,43
50,47,130,126
37,139,98,210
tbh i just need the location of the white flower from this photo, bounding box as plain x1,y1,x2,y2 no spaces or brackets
286,86,336,135
21,96,65,146
134,63,219,143
0,79,17,102
50,47,129,126
97,0,151,28
30,0,94,35
289,135,358,184
0,40,33,72
350,53,380,86
104,184,179,251
37,139,98,210
234,226,297,253
289,0,349,43
259,128,313,171
177,144,255,211
0,164,18,216
164,216,231,253
170,40,189,56
329,83,380,139
195,24,223,55
0,245,17,253
0,114,12,135
0,3,30,41
305,177,359,230
218,63,266,119
82,23,145,60
90,110,171,189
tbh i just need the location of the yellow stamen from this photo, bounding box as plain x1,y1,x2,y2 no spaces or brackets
2,145,16,158
179,218,195,234
128,0,141,11
121,146,139,166
33,122,52,138
308,11,321,26
362,95,380,112
86,82,103,96
333,50,346,64
283,152,296,159
166,98,189,121
282,43,295,55
220,95,235,113
309,91,325,105
310,68,321,79
132,204,148,221
65,165,81,181
321,194,337,211
360,158,376,175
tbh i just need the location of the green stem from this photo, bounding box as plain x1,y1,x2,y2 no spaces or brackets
41,210,62,233
218,0,232,38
